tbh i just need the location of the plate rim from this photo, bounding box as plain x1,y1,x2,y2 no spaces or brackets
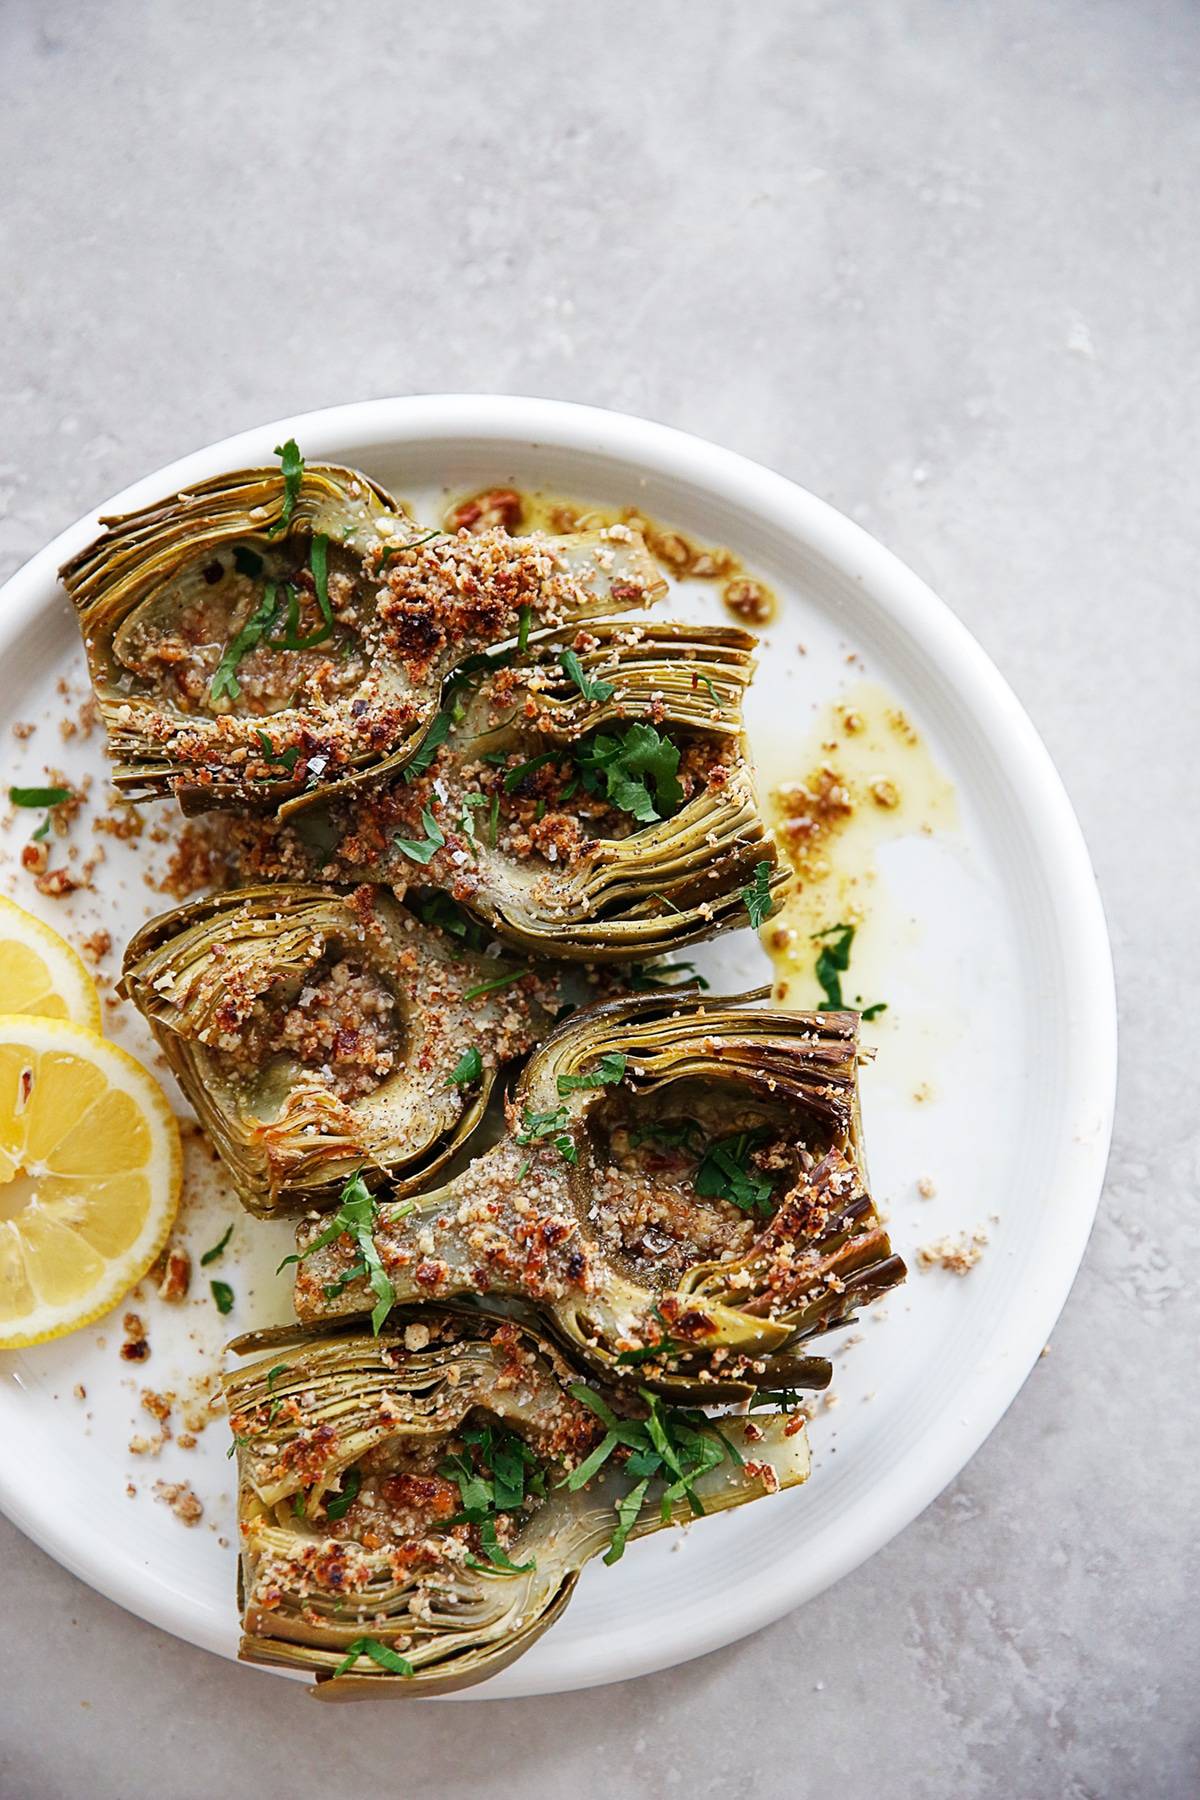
0,394,1117,1696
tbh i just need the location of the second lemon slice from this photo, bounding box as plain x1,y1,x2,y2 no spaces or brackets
0,1015,181,1347
0,895,102,1031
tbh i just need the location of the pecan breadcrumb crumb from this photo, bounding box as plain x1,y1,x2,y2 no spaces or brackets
154,1480,203,1526
917,1229,988,1275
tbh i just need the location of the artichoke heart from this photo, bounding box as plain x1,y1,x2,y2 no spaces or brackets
121,883,567,1216
223,1311,811,1697
61,458,666,816
292,990,906,1391
211,620,789,961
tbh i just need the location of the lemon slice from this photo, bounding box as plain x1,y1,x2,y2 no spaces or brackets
0,895,102,1031
0,1016,182,1347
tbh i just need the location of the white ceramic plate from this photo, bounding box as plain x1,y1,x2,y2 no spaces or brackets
0,397,1115,1697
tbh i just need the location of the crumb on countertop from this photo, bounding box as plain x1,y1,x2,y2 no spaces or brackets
916,1175,937,1199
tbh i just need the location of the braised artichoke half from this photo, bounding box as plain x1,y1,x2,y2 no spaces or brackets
60,451,666,816
224,1311,811,1697
293,991,905,1392
215,620,788,961
121,883,571,1216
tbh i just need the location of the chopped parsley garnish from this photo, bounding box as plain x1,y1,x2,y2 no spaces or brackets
209,582,283,702
742,860,776,930
266,438,304,538
560,647,615,703
556,1051,626,1095
515,1105,578,1163
199,1223,233,1266
446,1045,483,1087
812,922,855,1008
232,544,264,579
694,1129,776,1218
265,1365,289,1392
401,709,453,784
392,805,445,866
210,1279,235,1315
695,674,724,708
462,967,528,1002
322,1258,368,1301
516,604,532,652
379,529,443,565
460,792,488,846
324,1468,361,1520
332,1636,413,1679
861,1001,888,1022
255,730,300,775
9,785,71,808
440,1421,545,1574
575,722,682,823
563,1385,741,1564
628,959,710,992
414,892,491,954
276,1171,404,1335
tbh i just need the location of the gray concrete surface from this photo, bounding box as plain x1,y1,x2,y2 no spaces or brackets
1,2,1197,1795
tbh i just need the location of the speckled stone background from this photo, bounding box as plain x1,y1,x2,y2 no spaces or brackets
2,2,1197,1795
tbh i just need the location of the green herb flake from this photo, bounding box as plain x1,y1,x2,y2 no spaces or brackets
324,1468,361,1520
812,922,855,1008
281,1171,397,1336
861,1001,888,1022
266,438,304,538
563,1383,740,1563
557,1051,626,1095
446,1045,483,1087
210,1279,235,1315
516,604,532,653
515,1105,578,1163
694,1129,776,1218
462,967,528,1002
332,1636,414,1679
255,730,300,775
9,786,71,808
742,860,776,930
574,722,682,823
210,582,283,703
401,709,453,784
199,1223,233,1266
560,647,615,703
393,804,446,866
310,531,333,628
440,1422,544,1575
